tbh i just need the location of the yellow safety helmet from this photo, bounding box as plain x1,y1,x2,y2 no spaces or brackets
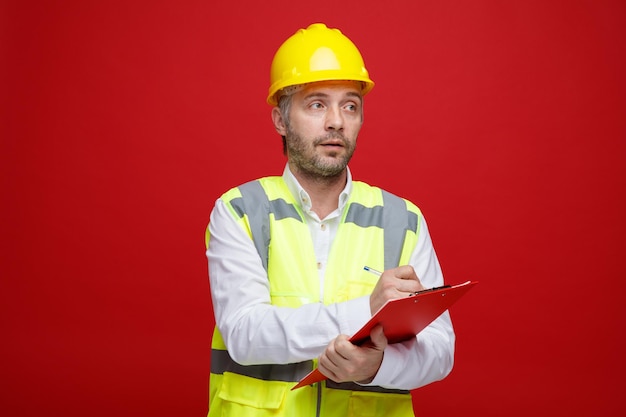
267,23,375,105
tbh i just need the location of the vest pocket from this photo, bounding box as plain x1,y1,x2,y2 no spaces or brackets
348,391,414,417
346,274,379,299
270,294,315,308
218,372,289,413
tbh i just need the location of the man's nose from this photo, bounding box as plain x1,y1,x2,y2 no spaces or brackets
324,106,344,131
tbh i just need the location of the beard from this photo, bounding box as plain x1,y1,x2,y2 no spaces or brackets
285,128,356,178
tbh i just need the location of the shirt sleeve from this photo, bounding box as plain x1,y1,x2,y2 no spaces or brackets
206,198,371,366
365,214,456,390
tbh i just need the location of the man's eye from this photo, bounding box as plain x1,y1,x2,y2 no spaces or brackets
310,102,323,109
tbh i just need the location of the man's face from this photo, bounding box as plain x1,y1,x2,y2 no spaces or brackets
278,81,364,179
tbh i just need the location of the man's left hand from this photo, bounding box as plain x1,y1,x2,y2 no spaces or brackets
317,324,388,384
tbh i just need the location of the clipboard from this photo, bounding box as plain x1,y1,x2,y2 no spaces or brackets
292,280,478,390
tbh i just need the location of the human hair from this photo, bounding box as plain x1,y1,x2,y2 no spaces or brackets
277,92,293,155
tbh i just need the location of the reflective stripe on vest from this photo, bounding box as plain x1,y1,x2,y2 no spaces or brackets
210,348,409,395
229,180,303,272
230,180,418,273
210,349,314,382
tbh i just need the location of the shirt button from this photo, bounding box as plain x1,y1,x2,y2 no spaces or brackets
321,223,326,231
317,262,322,269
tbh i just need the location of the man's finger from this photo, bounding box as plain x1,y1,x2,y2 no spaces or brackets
369,324,388,351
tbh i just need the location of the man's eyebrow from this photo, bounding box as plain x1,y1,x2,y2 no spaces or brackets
303,91,363,102
302,92,329,100
345,91,363,102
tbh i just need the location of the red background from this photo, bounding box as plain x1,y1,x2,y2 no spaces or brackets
2,1,625,415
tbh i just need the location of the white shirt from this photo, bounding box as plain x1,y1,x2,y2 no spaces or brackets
206,165,455,390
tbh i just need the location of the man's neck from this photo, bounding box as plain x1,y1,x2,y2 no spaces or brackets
292,168,347,220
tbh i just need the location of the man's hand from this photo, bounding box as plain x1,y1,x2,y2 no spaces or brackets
369,265,424,314
317,324,388,384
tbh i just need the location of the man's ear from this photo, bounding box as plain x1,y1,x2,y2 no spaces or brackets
271,107,287,136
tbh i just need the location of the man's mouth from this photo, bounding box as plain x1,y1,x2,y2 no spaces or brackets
319,139,345,147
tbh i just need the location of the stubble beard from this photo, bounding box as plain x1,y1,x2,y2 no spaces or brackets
286,129,355,179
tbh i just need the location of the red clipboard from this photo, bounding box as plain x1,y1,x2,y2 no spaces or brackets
292,280,478,390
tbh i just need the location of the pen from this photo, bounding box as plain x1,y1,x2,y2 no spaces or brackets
365,265,452,296
363,266,382,276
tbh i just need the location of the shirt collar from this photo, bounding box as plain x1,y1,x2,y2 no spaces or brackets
282,164,352,213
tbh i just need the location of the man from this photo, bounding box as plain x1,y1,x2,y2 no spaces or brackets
205,23,455,417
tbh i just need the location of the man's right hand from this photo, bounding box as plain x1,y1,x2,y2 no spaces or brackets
369,265,424,314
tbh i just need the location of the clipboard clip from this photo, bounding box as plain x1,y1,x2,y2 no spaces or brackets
409,284,451,297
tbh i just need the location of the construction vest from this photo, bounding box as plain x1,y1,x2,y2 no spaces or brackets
206,176,422,417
